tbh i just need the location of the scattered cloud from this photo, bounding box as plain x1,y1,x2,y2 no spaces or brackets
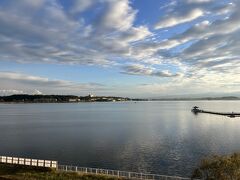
121,64,180,77
187,0,213,4
155,8,204,29
70,0,96,14
0,0,239,96
0,0,153,67
0,72,106,95
136,69,240,97
32,89,43,95
98,0,137,31
0,89,25,96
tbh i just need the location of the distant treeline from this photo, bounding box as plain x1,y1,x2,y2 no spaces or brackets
0,94,239,103
0,94,130,103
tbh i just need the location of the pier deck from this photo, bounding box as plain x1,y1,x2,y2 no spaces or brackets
191,106,240,118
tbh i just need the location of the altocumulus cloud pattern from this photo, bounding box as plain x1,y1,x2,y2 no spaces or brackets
0,0,239,97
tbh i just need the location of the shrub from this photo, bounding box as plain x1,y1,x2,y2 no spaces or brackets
192,153,240,180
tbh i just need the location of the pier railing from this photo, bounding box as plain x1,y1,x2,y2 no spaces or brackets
57,164,191,180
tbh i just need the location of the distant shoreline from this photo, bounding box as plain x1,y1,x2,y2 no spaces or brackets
0,94,130,103
0,94,239,103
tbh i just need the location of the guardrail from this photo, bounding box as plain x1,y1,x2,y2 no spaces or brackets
0,155,192,180
0,156,57,168
57,165,191,180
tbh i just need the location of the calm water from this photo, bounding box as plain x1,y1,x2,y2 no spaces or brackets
0,101,240,177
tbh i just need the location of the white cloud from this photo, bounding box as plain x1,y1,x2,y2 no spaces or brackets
0,0,239,96
0,72,106,95
212,2,235,15
153,2,240,71
71,0,95,14
118,26,152,42
0,89,25,96
32,89,43,95
155,8,204,29
136,69,240,96
0,0,154,68
99,0,137,31
121,64,180,77
22,0,45,7
187,0,213,4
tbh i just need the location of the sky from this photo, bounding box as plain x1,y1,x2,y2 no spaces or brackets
0,0,239,98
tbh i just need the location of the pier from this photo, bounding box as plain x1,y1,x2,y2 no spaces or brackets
191,106,240,118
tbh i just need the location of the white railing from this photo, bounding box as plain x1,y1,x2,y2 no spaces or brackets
0,155,192,180
0,156,57,169
57,165,191,180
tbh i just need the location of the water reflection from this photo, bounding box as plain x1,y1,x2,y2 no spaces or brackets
0,101,240,176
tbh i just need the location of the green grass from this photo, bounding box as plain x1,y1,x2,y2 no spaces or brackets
0,163,123,180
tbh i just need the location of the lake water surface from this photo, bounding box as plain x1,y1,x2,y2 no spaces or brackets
0,101,240,177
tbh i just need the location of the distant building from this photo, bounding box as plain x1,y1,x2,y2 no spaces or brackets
88,94,94,98
69,99,78,102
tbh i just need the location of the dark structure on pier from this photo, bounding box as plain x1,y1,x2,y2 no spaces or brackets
191,106,240,118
